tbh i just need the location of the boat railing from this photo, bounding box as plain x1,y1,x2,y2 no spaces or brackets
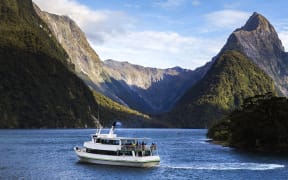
121,144,158,153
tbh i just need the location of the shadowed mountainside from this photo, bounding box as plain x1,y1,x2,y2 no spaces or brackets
34,4,209,115
165,50,276,128
0,0,101,128
102,60,210,114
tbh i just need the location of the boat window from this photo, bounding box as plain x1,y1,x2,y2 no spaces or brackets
113,140,120,145
86,148,118,156
99,139,120,145
86,148,134,156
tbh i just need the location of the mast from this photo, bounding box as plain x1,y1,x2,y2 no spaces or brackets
109,122,116,135
109,122,121,136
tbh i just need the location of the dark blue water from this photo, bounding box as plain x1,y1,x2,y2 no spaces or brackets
0,129,287,179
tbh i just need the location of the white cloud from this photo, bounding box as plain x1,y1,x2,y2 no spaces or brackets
92,31,224,69
33,0,133,44
279,30,288,51
33,0,225,69
204,10,250,29
276,21,288,51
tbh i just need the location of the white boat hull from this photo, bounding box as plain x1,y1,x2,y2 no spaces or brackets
74,147,160,168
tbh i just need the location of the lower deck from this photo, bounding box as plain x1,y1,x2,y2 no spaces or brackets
74,147,160,167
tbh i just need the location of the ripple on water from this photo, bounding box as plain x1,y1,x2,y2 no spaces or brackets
162,163,285,171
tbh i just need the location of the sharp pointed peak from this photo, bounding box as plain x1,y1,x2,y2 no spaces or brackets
239,12,273,32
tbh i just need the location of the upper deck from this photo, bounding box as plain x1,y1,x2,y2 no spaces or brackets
84,127,156,154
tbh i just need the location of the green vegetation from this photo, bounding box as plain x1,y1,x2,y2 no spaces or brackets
0,48,100,128
92,91,155,127
165,50,276,128
0,0,157,128
0,0,71,67
207,93,288,153
0,0,99,128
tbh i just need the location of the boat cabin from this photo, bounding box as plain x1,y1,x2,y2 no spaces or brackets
85,134,158,157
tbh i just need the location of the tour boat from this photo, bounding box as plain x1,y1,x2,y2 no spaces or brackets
74,122,160,167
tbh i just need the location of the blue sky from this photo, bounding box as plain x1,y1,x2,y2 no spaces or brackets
34,0,288,70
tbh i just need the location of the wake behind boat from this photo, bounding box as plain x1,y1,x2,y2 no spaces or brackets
74,122,160,167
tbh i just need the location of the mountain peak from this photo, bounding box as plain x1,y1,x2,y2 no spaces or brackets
222,12,287,96
166,50,276,128
222,12,283,54
239,12,273,32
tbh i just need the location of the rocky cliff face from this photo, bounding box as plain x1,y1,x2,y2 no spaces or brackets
34,4,206,114
33,4,157,127
34,4,107,84
103,60,206,113
222,12,288,95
